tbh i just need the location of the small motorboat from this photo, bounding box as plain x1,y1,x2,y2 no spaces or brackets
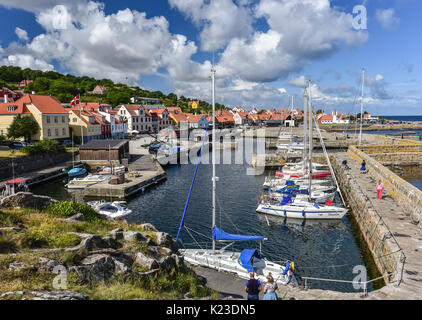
65,174,109,189
87,200,132,219
68,167,87,179
98,165,125,175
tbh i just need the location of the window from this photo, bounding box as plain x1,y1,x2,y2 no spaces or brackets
7,105,16,112
73,118,77,122
46,116,50,123
55,128,59,136
62,116,65,123
62,128,65,135
47,129,51,137
54,116,58,123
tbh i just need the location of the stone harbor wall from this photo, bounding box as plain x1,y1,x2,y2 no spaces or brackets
0,152,74,180
331,156,404,285
348,145,422,225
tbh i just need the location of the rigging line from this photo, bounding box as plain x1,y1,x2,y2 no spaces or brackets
184,225,212,240
215,194,241,234
184,226,204,250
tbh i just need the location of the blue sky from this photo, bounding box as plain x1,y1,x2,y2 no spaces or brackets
0,0,421,115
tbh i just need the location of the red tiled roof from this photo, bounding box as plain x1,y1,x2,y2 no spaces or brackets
0,94,68,115
318,115,334,122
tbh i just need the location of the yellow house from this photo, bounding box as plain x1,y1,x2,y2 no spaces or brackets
0,94,70,141
69,109,102,143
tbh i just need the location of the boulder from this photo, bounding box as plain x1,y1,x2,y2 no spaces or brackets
81,254,117,282
38,257,61,273
8,262,27,271
81,235,117,251
109,228,124,240
58,213,85,223
0,192,57,210
141,223,157,232
158,255,177,271
155,232,178,252
30,290,88,300
122,230,147,243
134,252,159,270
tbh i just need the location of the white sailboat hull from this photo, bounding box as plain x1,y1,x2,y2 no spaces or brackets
181,249,298,286
256,203,347,219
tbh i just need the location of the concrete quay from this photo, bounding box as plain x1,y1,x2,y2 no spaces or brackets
83,155,166,200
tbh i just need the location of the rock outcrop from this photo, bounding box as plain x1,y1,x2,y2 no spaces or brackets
0,192,57,210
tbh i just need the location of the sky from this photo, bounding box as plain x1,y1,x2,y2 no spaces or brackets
0,0,421,115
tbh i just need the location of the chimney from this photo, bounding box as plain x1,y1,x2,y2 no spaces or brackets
4,94,8,103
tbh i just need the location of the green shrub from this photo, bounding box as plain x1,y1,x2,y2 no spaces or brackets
21,139,65,156
47,201,98,222
18,229,49,248
51,233,81,248
0,236,18,253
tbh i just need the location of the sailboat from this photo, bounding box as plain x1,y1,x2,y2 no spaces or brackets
178,68,298,287
257,80,347,219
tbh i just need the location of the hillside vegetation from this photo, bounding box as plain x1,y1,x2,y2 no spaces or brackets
0,65,226,113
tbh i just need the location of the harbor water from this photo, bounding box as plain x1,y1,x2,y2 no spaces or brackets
32,147,381,293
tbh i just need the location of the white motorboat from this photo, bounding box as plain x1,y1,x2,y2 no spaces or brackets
87,200,132,219
276,142,304,151
66,174,109,189
98,165,125,175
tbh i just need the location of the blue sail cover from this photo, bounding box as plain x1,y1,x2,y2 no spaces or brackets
239,249,262,272
212,226,264,241
280,195,292,205
285,180,296,186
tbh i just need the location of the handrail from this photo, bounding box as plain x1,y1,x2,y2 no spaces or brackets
302,272,396,296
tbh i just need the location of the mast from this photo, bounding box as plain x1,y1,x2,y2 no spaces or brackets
72,132,74,168
359,68,365,145
308,80,313,200
211,67,216,254
303,89,308,171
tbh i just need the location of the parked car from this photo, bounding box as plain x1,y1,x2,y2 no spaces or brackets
11,141,30,149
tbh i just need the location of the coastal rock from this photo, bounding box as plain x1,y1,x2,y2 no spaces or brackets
0,291,25,298
81,254,117,282
30,290,88,300
141,223,157,232
122,230,147,243
0,192,57,210
134,252,159,270
8,262,27,271
58,213,85,223
155,232,178,252
109,228,124,240
81,235,117,251
38,257,60,273
158,255,177,271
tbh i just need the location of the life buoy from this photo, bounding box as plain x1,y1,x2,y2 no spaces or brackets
290,261,295,272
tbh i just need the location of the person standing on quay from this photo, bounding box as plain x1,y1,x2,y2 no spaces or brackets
245,272,262,300
377,180,384,199
263,273,278,300
360,160,367,173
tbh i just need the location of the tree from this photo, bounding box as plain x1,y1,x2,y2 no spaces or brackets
7,115,40,142
316,109,323,114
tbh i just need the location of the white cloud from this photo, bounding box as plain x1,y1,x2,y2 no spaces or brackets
2,2,203,84
169,0,253,51
288,75,308,88
376,8,400,30
0,0,83,12
1,54,53,71
15,27,29,41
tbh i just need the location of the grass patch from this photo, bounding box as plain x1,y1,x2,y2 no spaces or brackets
0,150,26,158
0,236,18,253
